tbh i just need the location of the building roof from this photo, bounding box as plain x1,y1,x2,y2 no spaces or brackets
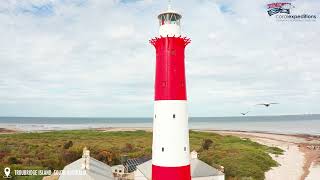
59,148,114,180
190,158,224,177
136,160,152,179
136,158,224,179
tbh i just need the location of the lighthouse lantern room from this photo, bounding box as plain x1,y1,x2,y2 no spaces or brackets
157,6,182,37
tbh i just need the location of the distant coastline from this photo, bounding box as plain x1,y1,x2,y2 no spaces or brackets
0,114,319,135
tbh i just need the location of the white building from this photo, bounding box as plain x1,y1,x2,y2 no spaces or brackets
59,147,114,180
134,151,225,180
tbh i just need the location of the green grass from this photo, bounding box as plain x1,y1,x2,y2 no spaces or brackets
0,130,283,180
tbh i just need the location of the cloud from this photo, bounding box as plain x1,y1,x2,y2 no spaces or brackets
0,0,319,117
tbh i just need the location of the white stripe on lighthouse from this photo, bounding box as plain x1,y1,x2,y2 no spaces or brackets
159,24,181,37
152,100,190,167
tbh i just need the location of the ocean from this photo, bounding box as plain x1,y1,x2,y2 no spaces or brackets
0,114,319,135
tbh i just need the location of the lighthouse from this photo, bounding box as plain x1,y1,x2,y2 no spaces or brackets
149,3,191,180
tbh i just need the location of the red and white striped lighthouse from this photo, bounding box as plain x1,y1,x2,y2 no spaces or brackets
150,3,191,180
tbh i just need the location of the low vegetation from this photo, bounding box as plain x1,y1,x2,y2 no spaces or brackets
0,130,283,180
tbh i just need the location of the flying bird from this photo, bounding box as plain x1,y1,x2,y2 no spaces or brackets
256,103,279,107
241,111,250,116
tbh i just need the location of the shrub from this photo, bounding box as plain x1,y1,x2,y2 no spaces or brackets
95,150,121,165
63,141,73,149
0,152,7,160
62,151,81,163
122,143,134,152
96,150,111,163
8,156,19,164
41,159,59,170
202,139,213,150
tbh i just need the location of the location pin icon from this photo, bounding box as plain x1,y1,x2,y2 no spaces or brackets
4,167,10,177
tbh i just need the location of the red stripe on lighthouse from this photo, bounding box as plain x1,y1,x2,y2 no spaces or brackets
150,37,191,101
152,164,191,180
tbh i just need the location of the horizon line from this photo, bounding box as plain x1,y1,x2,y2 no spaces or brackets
0,113,319,118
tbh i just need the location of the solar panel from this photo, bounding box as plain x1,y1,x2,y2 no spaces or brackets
124,157,151,172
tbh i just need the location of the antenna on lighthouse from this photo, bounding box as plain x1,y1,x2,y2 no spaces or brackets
168,0,172,10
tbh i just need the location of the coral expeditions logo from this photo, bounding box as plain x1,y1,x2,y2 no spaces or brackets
267,2,294,16
267,1,317,21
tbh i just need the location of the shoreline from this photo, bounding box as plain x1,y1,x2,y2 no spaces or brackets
1,127,319,180
1,119,320,136
1,124,320,136
0,127,20,134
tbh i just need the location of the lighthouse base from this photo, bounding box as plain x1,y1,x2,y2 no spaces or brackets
152,164,191,180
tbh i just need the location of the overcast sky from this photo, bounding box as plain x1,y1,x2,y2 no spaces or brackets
0,0,319,117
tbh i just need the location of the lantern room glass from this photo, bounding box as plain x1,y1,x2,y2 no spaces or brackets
158,13,181,26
